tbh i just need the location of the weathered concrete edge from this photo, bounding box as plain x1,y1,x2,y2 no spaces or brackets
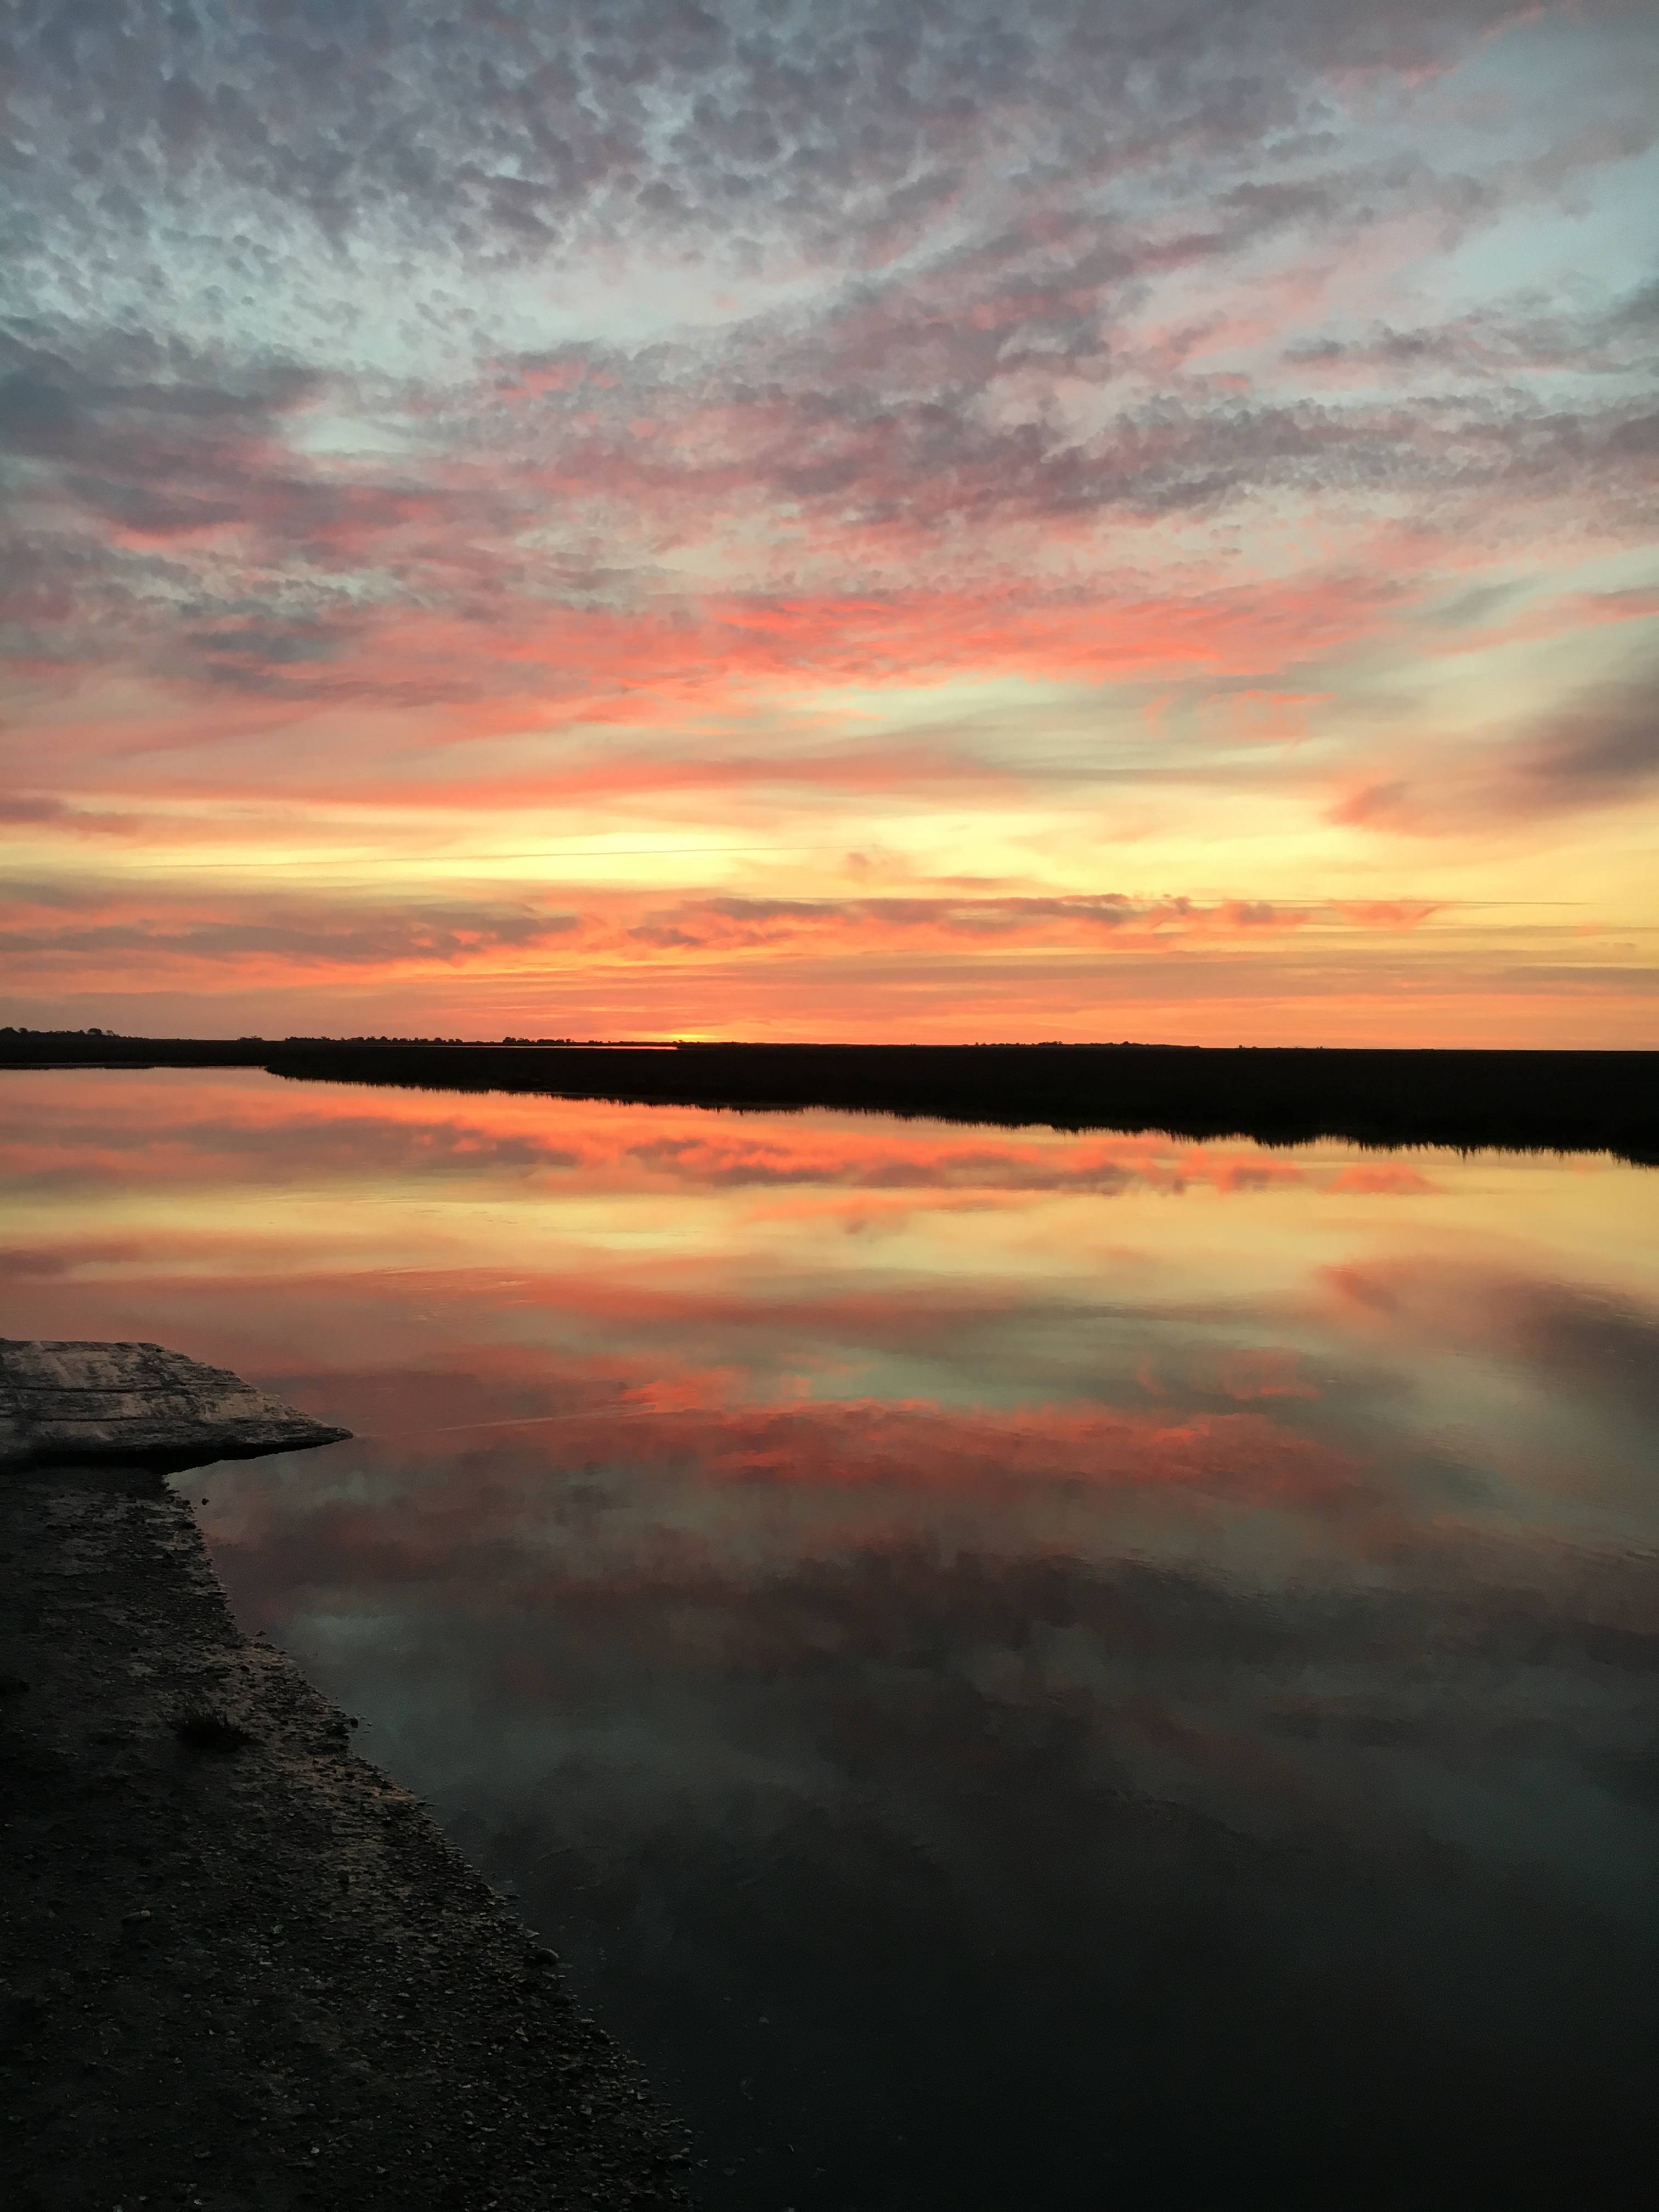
0,1336,352,1477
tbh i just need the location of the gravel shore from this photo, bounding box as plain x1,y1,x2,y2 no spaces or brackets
0,1459,695,2211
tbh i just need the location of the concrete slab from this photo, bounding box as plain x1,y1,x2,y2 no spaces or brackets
0,1339,350,1475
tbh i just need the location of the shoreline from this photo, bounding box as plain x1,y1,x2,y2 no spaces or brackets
0,1455,693,2210
2,1036,1656,1164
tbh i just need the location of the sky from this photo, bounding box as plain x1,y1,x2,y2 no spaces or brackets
2,0,1656,1045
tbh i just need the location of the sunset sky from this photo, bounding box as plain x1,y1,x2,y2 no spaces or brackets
3,1,1656,1044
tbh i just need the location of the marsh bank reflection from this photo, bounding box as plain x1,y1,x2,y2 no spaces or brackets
3,1068,1655,2207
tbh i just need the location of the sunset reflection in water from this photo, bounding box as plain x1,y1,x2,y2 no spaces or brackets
4,1066,1656,2209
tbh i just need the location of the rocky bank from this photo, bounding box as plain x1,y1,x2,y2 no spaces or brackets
0,1344,694,2211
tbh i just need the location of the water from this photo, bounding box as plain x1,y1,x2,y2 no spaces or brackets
4,1065,1656,2206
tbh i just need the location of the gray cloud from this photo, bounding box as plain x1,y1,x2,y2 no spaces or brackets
1326,1255,1659,1430
1513,680,1659,810
1334,674,1659,832
0,895,583,970
5,296,1654,719
4,3,1540,293
622,891,1433,949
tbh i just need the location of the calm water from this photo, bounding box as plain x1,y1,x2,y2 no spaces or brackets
5,1066,1657,2207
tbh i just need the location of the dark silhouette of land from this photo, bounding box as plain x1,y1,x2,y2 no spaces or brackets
1,1028,264,1068
4,1029,1654,1162
1,1341,690,2209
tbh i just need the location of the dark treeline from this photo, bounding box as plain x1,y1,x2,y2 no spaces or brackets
3,1032,1653,1161
0,1030,262,1066
266,1041,1659,1161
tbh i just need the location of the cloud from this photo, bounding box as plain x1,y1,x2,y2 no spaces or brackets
625,891,1336,950
1510,680,1659,814
4,5,1654,730
1332,675,1659,832
7,3,1551,321
0,880,1452,1006
0,888,583,974
1324,1257,1659,1424
0,793,149,836
1283,273,1659,386
0,794,68,823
